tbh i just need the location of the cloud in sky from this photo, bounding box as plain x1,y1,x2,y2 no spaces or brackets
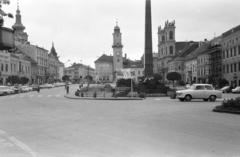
3,0,240,67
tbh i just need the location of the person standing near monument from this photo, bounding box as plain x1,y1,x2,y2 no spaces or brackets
66,84,69,94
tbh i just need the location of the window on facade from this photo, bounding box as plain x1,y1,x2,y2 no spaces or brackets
227,64,229,73
5,64,8,72
230,49,233,57
223,65,225,74
169,46,173,54
138,71,140,75
169,31,173,40
222,51,225,59
142,71,144,75
238,62,240,71
234,63,237,72
161,35,165,42
1,64,3,71
230,64,233,73
233,48,236,56
117,59,120,62
239,46,240,55
227,50,229,58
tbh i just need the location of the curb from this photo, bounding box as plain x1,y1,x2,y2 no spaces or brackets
212,108,240,115
64,95,143,101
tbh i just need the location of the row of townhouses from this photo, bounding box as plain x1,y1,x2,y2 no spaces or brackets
0,4,65,85
158,20,240,87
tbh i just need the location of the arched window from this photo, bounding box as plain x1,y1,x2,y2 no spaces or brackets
161,35,165,42
170,46,174,54
169,31,174,40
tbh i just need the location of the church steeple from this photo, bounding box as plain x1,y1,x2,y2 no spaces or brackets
12,1,25,33
50,41,58,58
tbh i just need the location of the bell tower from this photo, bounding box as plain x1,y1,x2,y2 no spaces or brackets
112,22,123,72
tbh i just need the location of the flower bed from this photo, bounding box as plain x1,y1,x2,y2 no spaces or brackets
213,97,240,114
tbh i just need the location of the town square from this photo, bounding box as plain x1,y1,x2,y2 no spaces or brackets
0,0,240,157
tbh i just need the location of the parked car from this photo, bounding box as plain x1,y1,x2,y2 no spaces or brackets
231,86,240,93
219,86,231,93
21,86,30,92
0,86,12,96
9,86,19,94
176,84,222,102
30,84,39,91
39,84,54,89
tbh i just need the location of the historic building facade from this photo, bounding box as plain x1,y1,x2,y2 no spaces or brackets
222,25,240,87
157,20,191,83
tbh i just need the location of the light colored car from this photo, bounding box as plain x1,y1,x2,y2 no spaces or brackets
0,86,12,96
219,86,230,93
39,84,54,89
176,84,222,102
21,86,30,92
231,86,240,93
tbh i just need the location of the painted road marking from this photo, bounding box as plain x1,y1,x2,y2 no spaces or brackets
155,99,161,100
10,96,16,98
0,129,39,157
19,96,24,98
56,95,60,97
37,95,42,97
0,138,14,148
29,95,34,97
47,95,52,97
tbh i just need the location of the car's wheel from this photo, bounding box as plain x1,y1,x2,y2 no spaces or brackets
185,95,192,102
179,98,185,102
209,95,216,102
2,92,7,96
203,99,208,101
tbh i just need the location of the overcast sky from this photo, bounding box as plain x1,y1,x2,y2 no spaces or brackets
3,0,240,68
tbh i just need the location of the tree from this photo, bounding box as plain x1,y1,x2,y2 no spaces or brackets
220,78,228,87
20,77,29,85
85,75,93,82
153,73,162,85
62,75,69,81
166,72,182,86
6,75,20,84
0,0,13,27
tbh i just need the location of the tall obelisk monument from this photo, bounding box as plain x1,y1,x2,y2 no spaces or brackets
144,0,153,77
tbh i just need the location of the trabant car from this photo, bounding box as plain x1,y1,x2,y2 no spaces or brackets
176,84,222,102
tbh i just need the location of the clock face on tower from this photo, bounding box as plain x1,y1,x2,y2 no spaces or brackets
117,52,120,56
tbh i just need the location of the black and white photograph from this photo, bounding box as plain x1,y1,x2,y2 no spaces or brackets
0,0,240,156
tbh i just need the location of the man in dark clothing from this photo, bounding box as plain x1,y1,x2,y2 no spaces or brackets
66,85,69,94
37,85,40,93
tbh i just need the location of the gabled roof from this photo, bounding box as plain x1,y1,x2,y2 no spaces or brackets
185,43,210,61
170,43,199,62
222,25,240,39
175,42,192,53
95,54,113,63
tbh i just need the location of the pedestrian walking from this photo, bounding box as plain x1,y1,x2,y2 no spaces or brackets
37,85,40,93
66,85,69,94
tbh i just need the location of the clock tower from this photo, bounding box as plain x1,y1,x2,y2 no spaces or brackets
112,23,123,73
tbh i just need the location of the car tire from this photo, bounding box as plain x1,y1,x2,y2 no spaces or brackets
209,95,216,102
179,98,185,102
185,95,192,102
3,92,7,96
203,99,208,101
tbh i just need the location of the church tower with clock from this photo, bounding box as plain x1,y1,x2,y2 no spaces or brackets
112,23,123,73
